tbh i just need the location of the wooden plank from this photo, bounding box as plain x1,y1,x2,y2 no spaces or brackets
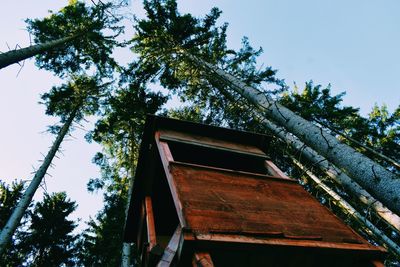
183,232,384,266
160,141,174,162
155,132,187,227
145,196,157,249
182,209,359,243
264,160,292,180
192,251,214,267
172,161,294,182
157,225,182,267
159,129,266,157
370,260,385,267
191,233,385,253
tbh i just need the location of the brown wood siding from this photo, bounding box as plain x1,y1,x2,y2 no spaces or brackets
169,162,369,246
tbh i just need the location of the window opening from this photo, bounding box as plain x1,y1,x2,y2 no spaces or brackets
167,140,269,175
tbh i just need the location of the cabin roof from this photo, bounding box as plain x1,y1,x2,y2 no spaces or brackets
124,115,272,241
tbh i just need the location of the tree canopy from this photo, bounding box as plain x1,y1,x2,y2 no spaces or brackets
0,182,78,266
24,1,122,76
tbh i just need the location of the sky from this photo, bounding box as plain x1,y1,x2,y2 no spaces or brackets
0,0,399,228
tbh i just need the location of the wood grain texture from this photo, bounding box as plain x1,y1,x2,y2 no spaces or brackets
145,196,157,249
169,162,373,247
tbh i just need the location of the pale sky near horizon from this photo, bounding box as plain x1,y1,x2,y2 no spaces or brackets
0,0,399,228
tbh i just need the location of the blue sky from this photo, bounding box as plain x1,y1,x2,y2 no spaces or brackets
0,0,399,227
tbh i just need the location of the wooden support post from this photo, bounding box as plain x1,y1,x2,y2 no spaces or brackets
137,201,146,253
192,251,214,267
155,131,174,162
155,132,187,227
157,225,182,267
145,196,157,250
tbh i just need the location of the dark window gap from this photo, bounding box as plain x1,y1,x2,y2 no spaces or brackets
167,141,269,175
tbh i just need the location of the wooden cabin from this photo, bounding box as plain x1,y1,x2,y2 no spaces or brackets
123,115,386,266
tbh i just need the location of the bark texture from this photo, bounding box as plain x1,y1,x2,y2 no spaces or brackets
261,118,400,232
121,243,131,267
317,119,400,169
0,107,78,255
0,35,78,70
185,53,400,216
294,159,400,256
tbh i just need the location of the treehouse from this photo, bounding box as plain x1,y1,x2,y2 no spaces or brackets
123,115,386,266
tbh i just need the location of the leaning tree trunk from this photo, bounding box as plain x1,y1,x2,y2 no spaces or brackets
293,158,400,256
260,116,400,231
0,34,79,70
184,53,400,216
0,106,79,255
316,119,400,170
221,85,399,230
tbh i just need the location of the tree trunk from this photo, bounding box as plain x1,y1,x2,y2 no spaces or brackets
261,117,400,232
0,34,79,70
184,53,400,216
0,106,79,255
121,128,136,267
315,119,400,170
293,158,400,257
121,243,131,267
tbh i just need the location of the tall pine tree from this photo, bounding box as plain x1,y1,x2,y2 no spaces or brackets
21,192,78,266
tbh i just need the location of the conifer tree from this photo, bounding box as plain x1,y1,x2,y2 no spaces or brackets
21,192,78,266
78,82,166,265
0,181,27,266
0,76,107,255
0,1,121,74
1,0,122,254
